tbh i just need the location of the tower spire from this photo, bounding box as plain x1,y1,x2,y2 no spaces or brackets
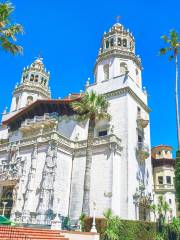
36,52,43,61
116,15,121,23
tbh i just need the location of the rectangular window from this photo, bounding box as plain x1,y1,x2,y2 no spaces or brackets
138,135,142,143
158,176,163,184
98,130,108,137
166,176,171,184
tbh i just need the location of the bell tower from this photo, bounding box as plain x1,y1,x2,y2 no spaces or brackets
10,57,51,112
87,21,153,220
94,21,142,88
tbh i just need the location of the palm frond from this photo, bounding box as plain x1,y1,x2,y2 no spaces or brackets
161,35,170,43
0,2,23,55
160,30,180,58
0,37,23,54
0,2,13,25
169,55,174,61
159,48,167,55
71,91,110,123
170,30,179,47
8,23,24,35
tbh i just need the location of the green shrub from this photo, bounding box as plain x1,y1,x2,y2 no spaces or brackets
84,217,157,240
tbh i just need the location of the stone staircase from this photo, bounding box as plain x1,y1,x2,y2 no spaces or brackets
0,225,70,240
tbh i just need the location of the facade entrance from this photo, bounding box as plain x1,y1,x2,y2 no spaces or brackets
0,186,14,218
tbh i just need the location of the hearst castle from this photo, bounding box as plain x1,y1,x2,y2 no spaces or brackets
0,22,177,224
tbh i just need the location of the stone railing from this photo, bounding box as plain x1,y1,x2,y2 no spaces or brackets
14,82,51,98
0,132,122,153
75,134,121,149
96,48,141,68
155,184,175,191
21,112,58,127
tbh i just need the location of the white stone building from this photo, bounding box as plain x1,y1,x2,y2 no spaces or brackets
0,22,175,224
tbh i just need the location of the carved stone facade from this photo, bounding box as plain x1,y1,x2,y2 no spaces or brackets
0,21,176,224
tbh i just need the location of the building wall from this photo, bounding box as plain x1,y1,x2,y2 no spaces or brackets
0,126,8,141
88,73,152,220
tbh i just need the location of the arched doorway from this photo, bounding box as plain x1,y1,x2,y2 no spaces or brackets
0,187,13,218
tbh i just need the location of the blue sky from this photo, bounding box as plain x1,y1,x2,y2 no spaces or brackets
1,0,180,151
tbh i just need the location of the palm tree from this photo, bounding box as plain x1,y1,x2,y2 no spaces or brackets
150,203,157,222
162,201,170,222
157,195,170,223
71,91,111,216
160,30,180,149
0,1,23,55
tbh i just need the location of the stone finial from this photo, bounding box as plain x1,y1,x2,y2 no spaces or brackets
86,77,90,87
3,106,8,114
91,201,97,233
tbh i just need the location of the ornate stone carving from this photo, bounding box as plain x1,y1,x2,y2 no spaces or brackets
36,141,57,224
22,144,38,223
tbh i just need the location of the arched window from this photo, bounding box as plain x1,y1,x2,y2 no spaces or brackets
106,40,109,49
30,74,34,81
44,79,47,86
120,62,128,75
110,38,114,47
27,96,33,106
94,72,97,83
123,39,127,47
35,75,39,82
15,96,19,110
41,77,44,84
117,38,121,46
130,41,133,50
136,68,140,86
103,64,109,80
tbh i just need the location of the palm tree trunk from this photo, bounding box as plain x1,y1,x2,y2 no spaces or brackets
175,55,180,150
82,118,95,215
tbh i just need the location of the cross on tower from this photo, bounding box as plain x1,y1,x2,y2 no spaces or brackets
36,52,43,61
116,16,121,23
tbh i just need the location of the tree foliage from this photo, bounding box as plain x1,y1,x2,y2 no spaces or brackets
150,195,171,224
0,1,23,55
159,30,180,60
71,91,111,123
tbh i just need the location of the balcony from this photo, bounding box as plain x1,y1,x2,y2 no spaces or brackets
20,113,58,135
137,112,149,128
137,142,150,161
154,184,175,192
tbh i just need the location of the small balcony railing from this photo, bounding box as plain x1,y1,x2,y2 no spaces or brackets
137,142,150,161
137,112,149,128
155,184,175,191
21,112,58,127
